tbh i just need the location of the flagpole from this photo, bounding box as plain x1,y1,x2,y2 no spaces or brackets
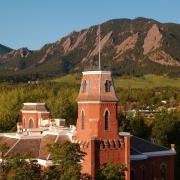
98,24,101,71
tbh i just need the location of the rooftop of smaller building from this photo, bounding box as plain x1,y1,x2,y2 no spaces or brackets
21,102,50,112
130,136,176,161
0,126,74,161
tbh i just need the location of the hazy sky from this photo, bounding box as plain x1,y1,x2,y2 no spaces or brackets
1,0,180,50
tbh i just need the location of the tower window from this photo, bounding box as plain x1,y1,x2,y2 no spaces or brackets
81,111,85,129
105,80,112,92
105,110,109,130
82,80,87,93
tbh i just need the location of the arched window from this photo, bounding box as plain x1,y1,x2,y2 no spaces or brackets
105,110,109,130
29,119,33,128
105,80,112,92
82,80,87,93
160,163,167,180
81,111,85,129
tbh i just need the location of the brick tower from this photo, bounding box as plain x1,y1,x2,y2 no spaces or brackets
74,71,130,180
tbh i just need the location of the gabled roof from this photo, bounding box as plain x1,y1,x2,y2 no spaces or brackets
130,136,176,161
131,136,168,153
11,139,41,158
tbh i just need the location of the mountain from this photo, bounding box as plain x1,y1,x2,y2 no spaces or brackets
0,44,12,55
0,17,180,81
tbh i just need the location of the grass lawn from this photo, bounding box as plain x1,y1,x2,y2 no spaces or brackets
53,74,180,89
114,75,180,89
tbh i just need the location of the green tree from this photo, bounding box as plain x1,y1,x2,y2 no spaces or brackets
152,111,180,180
47,141,86,180
0,153,41,180
118,114,151,139
152,111,180,146
96,161,127,180
0,144,9,180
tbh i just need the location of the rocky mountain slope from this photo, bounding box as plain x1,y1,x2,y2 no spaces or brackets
0,17,180,81
0,44,12,55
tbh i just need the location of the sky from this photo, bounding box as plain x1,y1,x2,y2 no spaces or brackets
0,0,180,50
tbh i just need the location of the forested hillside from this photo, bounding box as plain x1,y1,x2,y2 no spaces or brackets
0,17,180,81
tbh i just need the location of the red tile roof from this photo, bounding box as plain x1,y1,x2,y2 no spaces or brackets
10,139,41,158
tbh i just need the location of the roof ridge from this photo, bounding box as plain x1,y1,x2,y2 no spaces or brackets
4,139,20,157
46,134,59,160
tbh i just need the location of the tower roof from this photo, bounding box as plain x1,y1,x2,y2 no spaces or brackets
77,71,118,102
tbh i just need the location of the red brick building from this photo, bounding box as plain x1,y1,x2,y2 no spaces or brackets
0,70,176,180
73,70,175,180
74,71,130,179
21,103,49,129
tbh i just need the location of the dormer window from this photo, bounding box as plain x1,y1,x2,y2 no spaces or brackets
82,80,87,93
105,80,112,92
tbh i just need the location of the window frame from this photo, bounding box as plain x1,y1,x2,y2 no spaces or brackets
105,80,112,92
82,80,87,93
105,110,110,130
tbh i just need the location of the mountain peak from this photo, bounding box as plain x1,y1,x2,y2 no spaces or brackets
0,17,180,80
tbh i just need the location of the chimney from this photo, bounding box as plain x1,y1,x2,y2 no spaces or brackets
171,144,175,151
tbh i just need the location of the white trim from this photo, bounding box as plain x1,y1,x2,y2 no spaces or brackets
4,133,43,139
23,103,46,105
78,101,117,104
37,159,53,166
21,110,50,113
143,150,176,157
130,154,148,160
82,71,111,75
104,108,111,116
131,150,176,161
119,132,131,136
